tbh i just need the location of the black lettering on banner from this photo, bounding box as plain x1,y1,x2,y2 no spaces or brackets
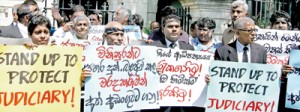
89,27,104,34
85,92,103,112
263,43,283,54
105,88,141,109
219,82,268,95
249,70,263,80
291,67,300,75
144,62,156,74
210,66,246,79
141,91,159,104
254,31,279,41
170,74,198,85
284,43,297,54
8,70,68,84
160,74,168,83
156,49,172,58
287,90,300,105
173,51,211,61
122,58,144,75
43,53,60,66
281,33,300,42
83,59,105,73
266,71,278,81
64,54,78,67
124,29,138,32
0,52,40,65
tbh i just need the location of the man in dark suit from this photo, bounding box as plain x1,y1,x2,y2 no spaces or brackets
215,17,267,64
0,3,31,38
143,14,205,112
150,14,194,50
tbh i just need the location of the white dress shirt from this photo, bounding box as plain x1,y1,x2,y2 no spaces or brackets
17,23,28,38
236,40,251,63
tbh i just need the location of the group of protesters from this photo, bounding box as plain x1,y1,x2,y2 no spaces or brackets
0,0,299,112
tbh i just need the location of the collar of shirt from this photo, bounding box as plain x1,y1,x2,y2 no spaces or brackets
192,37,221,52
17,23,28,38
165,38,180,49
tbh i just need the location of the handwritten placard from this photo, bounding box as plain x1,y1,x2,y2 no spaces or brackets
83,46,160,112
123,25,142,40
157,48,213,107
52,38,101,50
286,50,300,110
0,46,82,112
0,37,32,45
255,29,300,64
207,61,281,112
88,25,105,42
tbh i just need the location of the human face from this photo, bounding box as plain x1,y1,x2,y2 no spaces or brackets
30,24,50,45
231,6,247,22
237,22,256,45
74,20,89,39
271,17,288,30
105,28,125,45
89,14,100,25
151,22,160,31
197,26,213,42
163,20,181,42
113,9,127,24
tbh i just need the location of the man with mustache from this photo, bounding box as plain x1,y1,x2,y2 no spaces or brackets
215,17,267,63
103,21,125,45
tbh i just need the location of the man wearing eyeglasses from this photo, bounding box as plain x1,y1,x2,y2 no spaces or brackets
215,17,267,64
103,21,125,45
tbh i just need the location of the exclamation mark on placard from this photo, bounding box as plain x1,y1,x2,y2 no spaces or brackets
198,64,202,77
71,87,75,108
271,100,275,112
188,89,192,101
157,91,159,105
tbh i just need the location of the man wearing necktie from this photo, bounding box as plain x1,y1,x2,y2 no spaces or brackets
144,14,196,112
149,14,194,51
214,17,267,64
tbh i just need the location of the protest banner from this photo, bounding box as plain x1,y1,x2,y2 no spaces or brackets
83,45,160,112
0,37,32,45
123,25,142,40
207,61,281,112
255,29,300,64
52,38,102,50
88,25,105,42
0,46,82,112
157,48,213,107
286,50,300,110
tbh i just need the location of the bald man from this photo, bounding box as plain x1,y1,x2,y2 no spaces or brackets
103,21,125,45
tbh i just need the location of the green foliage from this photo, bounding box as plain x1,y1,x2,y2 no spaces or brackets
252,15,270,28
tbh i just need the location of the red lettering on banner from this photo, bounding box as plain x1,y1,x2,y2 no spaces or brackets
91,36,103,42
207,98,275,112
159,85,191,102
98,72,147,92
267,54,289,65
0,87,75,107
158,59,202,77
60,39,91,50
96,46,141,61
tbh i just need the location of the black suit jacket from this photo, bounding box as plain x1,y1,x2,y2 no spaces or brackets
150,38,194,50
214,40,267,64
0,23,23,38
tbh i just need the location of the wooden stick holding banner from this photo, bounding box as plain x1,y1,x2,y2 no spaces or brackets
0,46,82,112
255,29,300,64
83,45,160,112
157,48,213,107
207,61,281,112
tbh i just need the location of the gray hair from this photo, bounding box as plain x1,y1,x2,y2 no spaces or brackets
232,0,248,12
234,17,254,30
73,15,91,28
116,6,133,25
